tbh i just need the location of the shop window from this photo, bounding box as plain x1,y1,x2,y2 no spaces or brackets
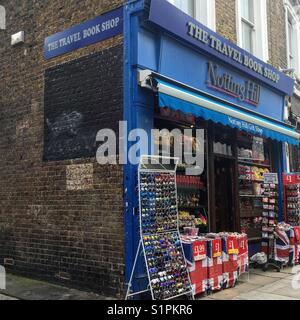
236,0,269,61
168,0,216,31
154,108,209,234
213,125,237,232
237,132,273,241
285,2,300,76
289,144,300,172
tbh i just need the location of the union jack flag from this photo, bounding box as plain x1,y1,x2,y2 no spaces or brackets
274,227,290,264
207,238,223,292
222,236,239,289
238,235,249,276
182,237,208,295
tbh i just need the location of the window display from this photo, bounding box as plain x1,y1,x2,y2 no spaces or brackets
283,174,300,227
237,132,273,241
285,185,300,226
154,116,209,234
261,183,278,256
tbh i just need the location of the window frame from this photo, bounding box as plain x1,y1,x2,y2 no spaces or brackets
168,0,216,31
284,0,300,77
236,0,269,62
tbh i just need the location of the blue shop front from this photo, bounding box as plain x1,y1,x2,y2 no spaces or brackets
124,0,300,284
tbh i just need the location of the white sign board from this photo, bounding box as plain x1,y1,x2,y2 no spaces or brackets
263,173,279,184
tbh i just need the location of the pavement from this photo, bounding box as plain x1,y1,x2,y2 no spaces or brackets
202,266,300,300
0,273,110,300
0,267,299,300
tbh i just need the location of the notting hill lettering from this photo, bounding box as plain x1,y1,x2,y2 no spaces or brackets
206,62,261,106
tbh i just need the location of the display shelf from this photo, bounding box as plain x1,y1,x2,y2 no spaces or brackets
177,185,205,192
240,215,261,219
239,194,264,198
284,184,300,226
238,178,264,183
238,159,271,168
248,237,261,242
214,153,235,160
177,162,207,171
126,156,195,301
178,205,207,210
154,114,196,129
260,181,280,272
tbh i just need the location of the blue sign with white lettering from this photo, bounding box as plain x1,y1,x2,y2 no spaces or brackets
148,0,294,96
44,7,123,60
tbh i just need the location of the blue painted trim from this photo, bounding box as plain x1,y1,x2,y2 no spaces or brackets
124,0,145,284
276,143,284,222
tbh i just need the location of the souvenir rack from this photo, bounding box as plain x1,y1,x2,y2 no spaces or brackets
126,155,194,300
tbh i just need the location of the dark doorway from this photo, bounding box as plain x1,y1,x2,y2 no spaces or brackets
214,157,236,232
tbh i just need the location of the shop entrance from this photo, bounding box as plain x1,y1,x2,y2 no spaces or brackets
214,157,236,232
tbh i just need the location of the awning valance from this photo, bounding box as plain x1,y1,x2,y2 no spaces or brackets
155,79,300,145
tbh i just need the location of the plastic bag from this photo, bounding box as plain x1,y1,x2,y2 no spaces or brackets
250,252,267,265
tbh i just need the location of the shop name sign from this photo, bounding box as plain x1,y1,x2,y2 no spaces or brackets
207,62,261,106
264,173,279,184
228,117,264,136
44,7,123,59
149,0,295,96
188,22,279,84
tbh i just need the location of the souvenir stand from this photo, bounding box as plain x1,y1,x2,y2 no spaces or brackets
261,173,281,272
126,156,194,300
283,173,300,226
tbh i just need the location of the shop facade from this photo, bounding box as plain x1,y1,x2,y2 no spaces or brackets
124,0,300,283
1,0,300,299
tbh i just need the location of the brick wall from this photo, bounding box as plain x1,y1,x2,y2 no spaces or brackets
267,0,288,69
0,0,125,297
215,0,237,44
215,0,288,69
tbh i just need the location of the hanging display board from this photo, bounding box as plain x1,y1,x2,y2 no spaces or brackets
261,173,280,271
126,156,194,300
283,173,300,226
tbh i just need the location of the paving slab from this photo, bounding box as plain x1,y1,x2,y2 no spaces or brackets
234,290,298,300
0,274,108,300
198,267,299,300
250,270,290,279
0,294,17,300
208,283,260,300
258,279,300,299
246,273,283,286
